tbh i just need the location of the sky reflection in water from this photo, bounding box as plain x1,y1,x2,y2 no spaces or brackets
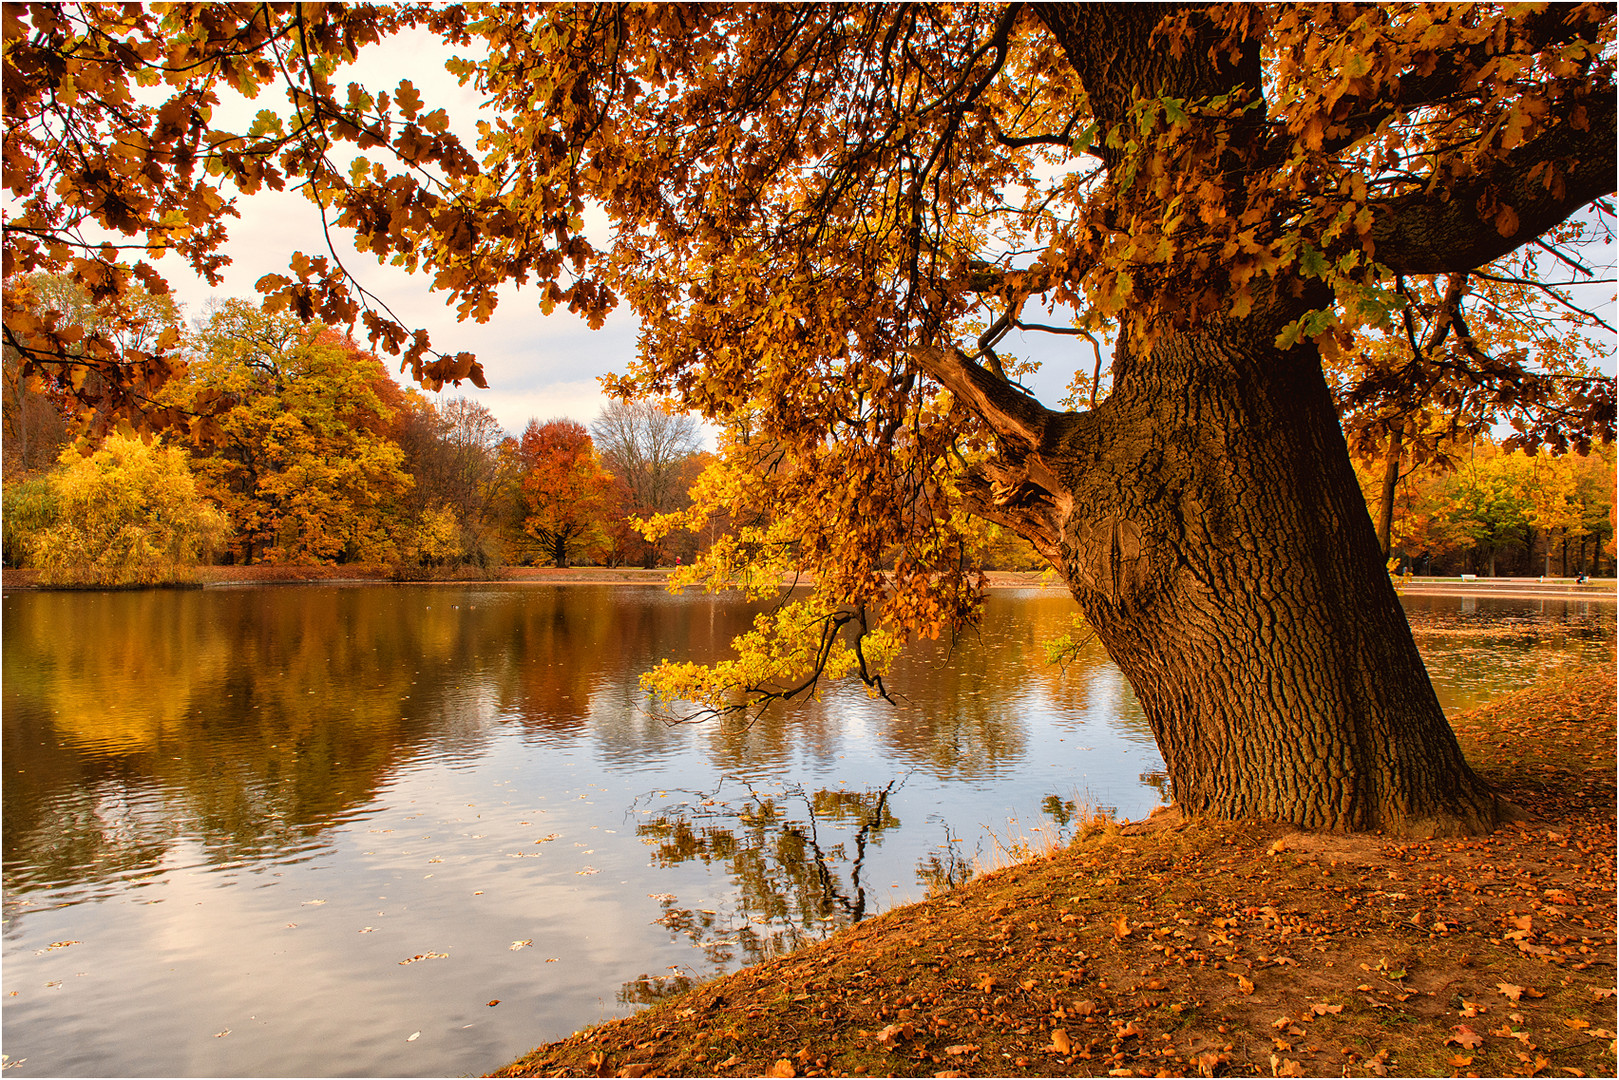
2,585,1611,1076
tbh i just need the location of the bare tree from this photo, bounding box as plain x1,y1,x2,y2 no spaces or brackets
591,400,704,565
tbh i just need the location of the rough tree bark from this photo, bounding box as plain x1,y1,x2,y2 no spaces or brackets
907,3,1612,835
916,300,1506,835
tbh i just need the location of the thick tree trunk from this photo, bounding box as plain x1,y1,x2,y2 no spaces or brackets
921,314,1509,837
1052,329,1502,834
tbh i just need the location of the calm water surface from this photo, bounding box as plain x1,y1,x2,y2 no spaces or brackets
2,585,1612,1076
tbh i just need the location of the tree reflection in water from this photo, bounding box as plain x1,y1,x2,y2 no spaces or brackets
621,777,900,1000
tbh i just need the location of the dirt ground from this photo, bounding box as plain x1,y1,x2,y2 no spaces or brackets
492,665,1617,1079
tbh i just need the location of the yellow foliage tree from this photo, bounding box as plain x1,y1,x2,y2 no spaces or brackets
28,434,227,586
169,302,412,565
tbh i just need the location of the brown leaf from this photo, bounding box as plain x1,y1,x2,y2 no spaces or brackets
486,999,500,1007
876,1022,914,1047
1270,1054,1306,1077
1051,1028,1072,1054
1448,1024,1485,1050
1310,1002,1343,1015
763,1060,795,1078
1113,914,1133,939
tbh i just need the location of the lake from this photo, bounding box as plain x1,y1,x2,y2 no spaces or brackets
2,585,1612,1076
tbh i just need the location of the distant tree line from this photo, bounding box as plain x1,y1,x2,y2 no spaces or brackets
1,285,726,582
1351,436,1615,579
3,283,1606,585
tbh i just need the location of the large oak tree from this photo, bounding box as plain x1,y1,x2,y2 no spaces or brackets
5,3,1614,834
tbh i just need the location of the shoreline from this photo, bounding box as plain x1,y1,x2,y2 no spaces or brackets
2,566,1612,599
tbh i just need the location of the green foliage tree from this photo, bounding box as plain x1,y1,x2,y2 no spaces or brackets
25,433,226,586
7,4,1616,834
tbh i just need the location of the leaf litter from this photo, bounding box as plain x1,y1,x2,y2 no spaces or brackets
492,665,1617,1078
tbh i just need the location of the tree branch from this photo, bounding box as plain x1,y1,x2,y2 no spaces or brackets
1372,93,1618,274
909,343,1051,449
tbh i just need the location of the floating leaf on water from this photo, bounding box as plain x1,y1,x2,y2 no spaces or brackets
45,941,80,950
487,999,500,1007
406,1031,420,1042
359,927,377,933
576,866,599,876
398,952,449,965
510,940,532,951
302,899,326,906
215,1030,230,1038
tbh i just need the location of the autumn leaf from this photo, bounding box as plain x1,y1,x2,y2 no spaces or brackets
1270,1054,1306,1077
1050,1028,1072,1054
763,1059,795,1078
1498,983,1544,1001
1447,1024,1485,1050
1310,1002,1343,1015
398,952,448,965
1112,914,1133,939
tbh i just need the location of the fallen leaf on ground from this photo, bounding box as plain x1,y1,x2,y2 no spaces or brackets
1448,1024,1485,1049
763,1061,794,1078
1051,1028,1072,1054
1271,1055,1306,1077
1311,1002,1343,1015
876,1022,914,1047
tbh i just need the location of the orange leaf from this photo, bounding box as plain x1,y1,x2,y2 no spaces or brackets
1447,1024,1485,1050
1051,1028,1072,1054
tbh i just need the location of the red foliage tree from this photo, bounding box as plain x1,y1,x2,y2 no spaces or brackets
515,419,615,568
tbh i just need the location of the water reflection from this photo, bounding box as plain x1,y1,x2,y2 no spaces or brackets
1,585,1610,1077
633,779,901,975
